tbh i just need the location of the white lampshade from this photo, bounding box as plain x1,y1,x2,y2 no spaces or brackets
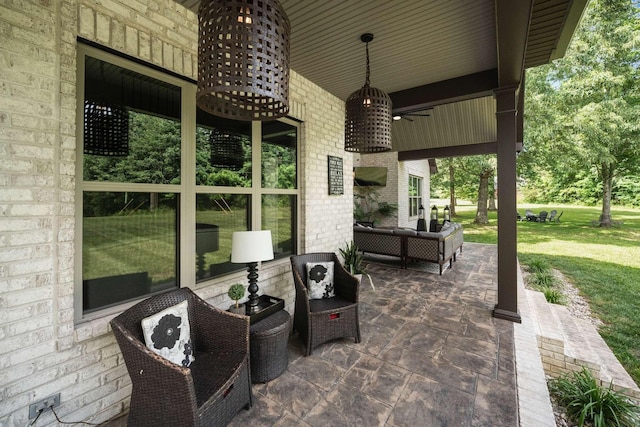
231,230,274,264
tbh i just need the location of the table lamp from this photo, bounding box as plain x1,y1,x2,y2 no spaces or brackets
231,230,274,314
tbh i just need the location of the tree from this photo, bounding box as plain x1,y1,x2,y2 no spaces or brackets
457,156,495,225
523,0,640,224
430,155,496,223
447,158,457,216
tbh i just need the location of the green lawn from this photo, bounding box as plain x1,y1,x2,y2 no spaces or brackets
449,202,640,385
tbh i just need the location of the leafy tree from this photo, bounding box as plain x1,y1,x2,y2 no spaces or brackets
457,156,496,224
522,0,640,225
429,155,496,223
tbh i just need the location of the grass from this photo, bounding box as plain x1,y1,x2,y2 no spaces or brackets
448,201,640,385
84,203,294,285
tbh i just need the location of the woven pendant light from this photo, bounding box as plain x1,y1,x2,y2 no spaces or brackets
345,33,393,153
83,100,129,156
209,128,245,170
197,0,291,121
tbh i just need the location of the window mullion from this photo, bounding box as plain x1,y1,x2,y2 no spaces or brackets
181,84,197,288
251,121,261,231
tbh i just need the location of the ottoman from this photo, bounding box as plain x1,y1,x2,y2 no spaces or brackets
249,309,291,383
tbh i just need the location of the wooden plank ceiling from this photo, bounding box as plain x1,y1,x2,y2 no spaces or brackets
174,0,587,156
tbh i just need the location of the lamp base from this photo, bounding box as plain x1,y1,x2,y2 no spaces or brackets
245,262,260,315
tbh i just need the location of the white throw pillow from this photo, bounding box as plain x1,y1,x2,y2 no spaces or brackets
141,300,195,367
306,261,335,300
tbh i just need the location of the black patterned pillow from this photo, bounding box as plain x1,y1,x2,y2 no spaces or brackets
141,300,195,367
306,261,335,300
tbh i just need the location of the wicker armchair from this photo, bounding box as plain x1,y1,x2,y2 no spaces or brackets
110,288,252,427
290,253,361,356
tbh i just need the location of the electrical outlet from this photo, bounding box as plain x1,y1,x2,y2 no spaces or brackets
29,393,60,419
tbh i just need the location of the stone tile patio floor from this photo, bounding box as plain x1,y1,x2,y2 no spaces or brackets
105,243,555,426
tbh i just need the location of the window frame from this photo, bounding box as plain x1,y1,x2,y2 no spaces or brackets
74,44,299,322
408,174,423,219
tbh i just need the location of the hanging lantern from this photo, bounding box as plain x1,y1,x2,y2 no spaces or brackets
209,128,245,171
197,0,291,121
345,33,393,153
83,100,129,156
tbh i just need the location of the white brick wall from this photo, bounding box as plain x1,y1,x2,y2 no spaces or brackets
0,0,351,424
355,153,431,229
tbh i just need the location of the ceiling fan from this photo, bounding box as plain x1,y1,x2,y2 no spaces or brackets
392,107,434,122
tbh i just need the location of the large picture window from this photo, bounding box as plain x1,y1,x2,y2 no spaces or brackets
77,45,298,318
408,175,423,218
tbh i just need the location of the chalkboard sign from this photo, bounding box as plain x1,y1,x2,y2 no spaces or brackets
328,155,343,195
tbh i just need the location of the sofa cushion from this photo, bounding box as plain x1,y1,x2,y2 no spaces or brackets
417,231,442,239
439,225,456,237
393,229,417,236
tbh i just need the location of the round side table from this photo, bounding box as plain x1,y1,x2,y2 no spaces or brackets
249,309,291,383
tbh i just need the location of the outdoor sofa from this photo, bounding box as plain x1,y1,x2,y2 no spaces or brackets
353,222,464,275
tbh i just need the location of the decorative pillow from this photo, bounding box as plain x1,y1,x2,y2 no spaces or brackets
441,221,452,230
306,261,335,300
141,300,195,367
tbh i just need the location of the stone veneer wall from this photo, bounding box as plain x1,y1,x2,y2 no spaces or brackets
0,0,352,425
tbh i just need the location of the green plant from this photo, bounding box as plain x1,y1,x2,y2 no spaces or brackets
530,270,557,288
339,241,363,275
528,258,550,274
339,241,375,290
548,368,640,427
353,187,398,225
542,286,564,304
227,283,245,308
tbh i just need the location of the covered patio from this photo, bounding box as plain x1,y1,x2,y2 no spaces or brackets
0,0,589,425
103,243,553,427
175,0,590,322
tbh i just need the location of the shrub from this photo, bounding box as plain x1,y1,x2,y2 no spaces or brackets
530,270,557,288
528,258,550,274
543,286,564,304
548,368,640,427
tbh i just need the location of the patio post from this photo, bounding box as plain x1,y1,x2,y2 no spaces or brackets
493,86,522,323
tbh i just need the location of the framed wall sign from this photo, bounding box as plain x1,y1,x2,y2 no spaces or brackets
328,155,343,195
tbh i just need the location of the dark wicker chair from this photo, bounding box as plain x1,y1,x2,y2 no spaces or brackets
110,288,252,427
290,253,361,356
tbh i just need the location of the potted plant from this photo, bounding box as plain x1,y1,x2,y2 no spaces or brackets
227,283,246,315
353,187,398,227
339,241,375,290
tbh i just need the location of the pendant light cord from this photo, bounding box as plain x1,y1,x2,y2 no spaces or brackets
365,41,371,86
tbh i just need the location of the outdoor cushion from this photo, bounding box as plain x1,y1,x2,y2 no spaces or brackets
141,300,195,367
417,231,442,239
393,229,417,236
306,261,335,299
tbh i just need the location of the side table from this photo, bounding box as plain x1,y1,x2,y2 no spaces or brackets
249,309,291,383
